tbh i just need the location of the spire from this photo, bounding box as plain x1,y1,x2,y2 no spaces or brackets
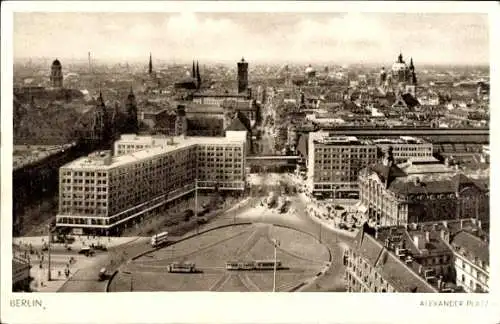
192,60,196,78
409,57,415,70
196,61,201,89
148,52,153,75
398,51,403,63
128,85,135,99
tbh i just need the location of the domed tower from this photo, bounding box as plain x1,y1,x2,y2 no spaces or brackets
391,52,410,84
50,59,63,88
124,87,139,134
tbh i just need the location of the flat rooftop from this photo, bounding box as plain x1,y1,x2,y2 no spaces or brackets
373,136,428,145
309,132,374,146
62,133,246,170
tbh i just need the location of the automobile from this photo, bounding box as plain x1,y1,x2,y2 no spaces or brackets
93,243,108,251
78,247,95,256
197,217,208,225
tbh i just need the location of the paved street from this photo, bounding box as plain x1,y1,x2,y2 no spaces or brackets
27,173,356,293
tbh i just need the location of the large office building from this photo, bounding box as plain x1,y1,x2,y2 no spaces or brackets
56,131,247,235
306,131,435,198
344,218,486,293
307,132,378,198
358,149,489,227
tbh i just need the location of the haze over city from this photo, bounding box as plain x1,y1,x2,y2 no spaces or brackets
14,12,489,65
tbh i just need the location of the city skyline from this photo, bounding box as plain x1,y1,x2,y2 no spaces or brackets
14,12,489,65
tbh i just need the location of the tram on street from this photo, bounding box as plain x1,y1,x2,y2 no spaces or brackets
225,260,282,271
151,231,169,248
167,262,197,273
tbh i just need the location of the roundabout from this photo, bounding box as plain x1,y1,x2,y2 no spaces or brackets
108,223,331,292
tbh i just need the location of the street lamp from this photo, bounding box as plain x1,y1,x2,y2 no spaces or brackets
272,239,280,292
47,224,52,281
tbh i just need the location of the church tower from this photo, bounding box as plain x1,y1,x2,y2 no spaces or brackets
50,59,63,88
237,57,249,94
124,87,139,134
175,105,187,136
196,61,201,90
92,90,110,143
192,61,196,78
405,57,417,96
148,52,153,75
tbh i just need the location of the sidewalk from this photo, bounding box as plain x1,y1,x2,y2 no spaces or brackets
13,248,105,293
298,192,358,238
13,236,142,251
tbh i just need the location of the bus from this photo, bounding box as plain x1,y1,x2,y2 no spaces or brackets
167,262,196,273
151,231,169,248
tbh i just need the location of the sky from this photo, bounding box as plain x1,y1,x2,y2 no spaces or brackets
13,12,489,65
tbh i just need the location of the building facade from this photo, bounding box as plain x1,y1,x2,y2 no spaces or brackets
372,136,433,162
56,131,247,234
344,218,487,293
307,132,378,198
12,257,31,291
451,230,489,292
358,150,489,226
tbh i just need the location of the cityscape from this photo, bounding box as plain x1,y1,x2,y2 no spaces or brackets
11,12,490,294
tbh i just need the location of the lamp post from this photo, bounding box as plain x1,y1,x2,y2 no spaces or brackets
47,224,52,281
319,222,322,244
272,239,280,292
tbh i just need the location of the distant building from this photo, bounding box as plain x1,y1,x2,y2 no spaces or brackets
221,98,259,125
50,58,63,88
56,131,247,235
123,88,139,134
90,91,111,143
192,92,251,106
358,150,489,226
237,57,249,94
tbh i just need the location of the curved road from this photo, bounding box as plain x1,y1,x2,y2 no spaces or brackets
59,194,353,292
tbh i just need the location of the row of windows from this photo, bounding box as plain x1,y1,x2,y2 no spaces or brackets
315,147,376,153
62,171,108,178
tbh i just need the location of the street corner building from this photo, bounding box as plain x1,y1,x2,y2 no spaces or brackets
343,218,489,293
358,148,489,227
55,130,248,235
